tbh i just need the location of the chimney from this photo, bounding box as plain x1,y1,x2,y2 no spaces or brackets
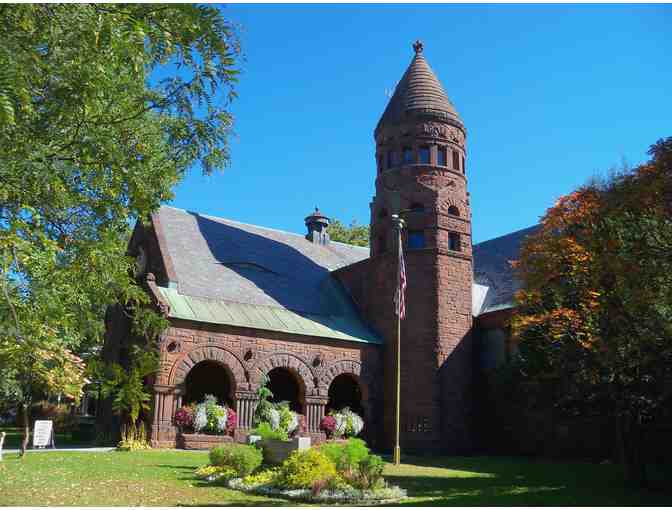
304,207,330,245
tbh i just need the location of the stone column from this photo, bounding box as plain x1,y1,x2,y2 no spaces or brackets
305,397,328,433
234,390,259,431
151,384,177,447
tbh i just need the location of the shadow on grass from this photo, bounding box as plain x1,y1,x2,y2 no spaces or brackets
380,456,671,507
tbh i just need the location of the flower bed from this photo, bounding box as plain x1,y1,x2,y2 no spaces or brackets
227,476,406,504
320,407,364,439
193,437,407,505
174,394,237,449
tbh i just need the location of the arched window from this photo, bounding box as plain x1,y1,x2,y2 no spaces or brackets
462,155,466,174
402,147,414,164
448,232,461,251
448,205,460,217
437,147,447,166
419,146,430,164
452,150,460,170
409,202,424,212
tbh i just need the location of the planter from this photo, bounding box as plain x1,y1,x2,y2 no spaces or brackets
258,436,311,465
180,432,233,450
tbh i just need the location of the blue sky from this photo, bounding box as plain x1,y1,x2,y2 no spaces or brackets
169,3,671,244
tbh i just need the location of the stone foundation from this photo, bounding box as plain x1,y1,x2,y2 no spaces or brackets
179,433,234,450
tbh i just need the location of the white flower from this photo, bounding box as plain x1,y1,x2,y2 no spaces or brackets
286,411,299,434
193,404,207,432
334,413,347,436
268,408,281,430
215,406,228,433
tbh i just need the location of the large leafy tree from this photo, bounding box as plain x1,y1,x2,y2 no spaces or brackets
510,137,672,485
328,219,369,247
0,4,240,455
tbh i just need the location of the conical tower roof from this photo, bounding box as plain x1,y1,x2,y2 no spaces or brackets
376,41,462,133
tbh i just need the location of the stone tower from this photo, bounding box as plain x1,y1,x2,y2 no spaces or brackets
371,41,473,452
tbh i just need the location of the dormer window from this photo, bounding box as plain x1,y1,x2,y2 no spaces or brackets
448,232,461,251
403,147,414,164
452,150,460,171
419,146,430,164
438,147,447,166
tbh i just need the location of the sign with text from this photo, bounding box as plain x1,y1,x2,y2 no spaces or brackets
33,420,55,448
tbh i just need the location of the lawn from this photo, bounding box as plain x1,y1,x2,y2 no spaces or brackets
0,450,668,506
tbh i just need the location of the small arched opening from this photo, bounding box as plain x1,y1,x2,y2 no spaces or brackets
184,360,235,407
448,205,460,217
267,367,305,414
327,374,363,417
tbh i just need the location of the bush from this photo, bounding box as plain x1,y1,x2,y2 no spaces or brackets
277,448,338,489
209,443,263,477
253,421,288,441
320,437,370,473
117,422,151,451
356,454,385,490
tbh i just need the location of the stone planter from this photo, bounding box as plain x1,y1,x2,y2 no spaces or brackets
258,436,311,465
180,432,233,450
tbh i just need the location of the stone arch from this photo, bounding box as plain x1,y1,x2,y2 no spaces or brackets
169,345,246,390
251,352,316,395
318,359,369,402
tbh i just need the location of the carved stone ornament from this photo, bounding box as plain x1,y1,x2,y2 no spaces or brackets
416,171,456,191
418,123,465,147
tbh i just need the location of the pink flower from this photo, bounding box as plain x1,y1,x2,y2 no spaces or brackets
320,415,336,437
226,408,237,436
174,406,194,429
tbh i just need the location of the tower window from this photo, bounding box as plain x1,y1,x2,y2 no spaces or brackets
407,230,426,250
462,155,466,174
438,147,447,166
448,205,460,217
448,232,461,251
452,150,460,170
403,147,414,164
386,151,395,169
419,146,430,164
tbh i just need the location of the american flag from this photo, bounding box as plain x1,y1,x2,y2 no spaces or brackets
394,231,407,319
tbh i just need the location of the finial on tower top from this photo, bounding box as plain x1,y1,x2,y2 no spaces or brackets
413,40,424,54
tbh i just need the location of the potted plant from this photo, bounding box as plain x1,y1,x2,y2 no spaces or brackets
320,407,364,441
251,377,310,464
174,394,237,449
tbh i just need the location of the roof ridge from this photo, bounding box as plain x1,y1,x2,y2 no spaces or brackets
160,205,369,251
473,224,540,247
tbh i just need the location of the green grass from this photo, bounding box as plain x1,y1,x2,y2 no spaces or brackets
0,427,93,449
0,450,668,506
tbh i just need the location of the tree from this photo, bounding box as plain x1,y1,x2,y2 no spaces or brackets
328,219,369,247
0,4,240,456
510,137,672,485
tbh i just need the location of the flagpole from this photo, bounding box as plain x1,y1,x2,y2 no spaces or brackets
392,214,404,466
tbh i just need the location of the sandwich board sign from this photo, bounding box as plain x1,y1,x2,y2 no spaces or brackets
33,420,55,449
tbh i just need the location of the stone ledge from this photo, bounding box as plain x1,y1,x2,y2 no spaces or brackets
180,433,234,450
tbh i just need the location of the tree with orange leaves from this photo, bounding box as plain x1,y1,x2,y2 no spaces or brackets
510,137,672,486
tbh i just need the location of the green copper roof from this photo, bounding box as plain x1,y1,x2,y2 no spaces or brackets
158,286,382,345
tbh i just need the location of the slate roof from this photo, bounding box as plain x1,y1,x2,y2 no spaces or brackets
376,49,462,130
472,225,540,315
153,206,380,344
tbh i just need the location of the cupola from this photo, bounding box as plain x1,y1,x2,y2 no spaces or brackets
304,207,330,245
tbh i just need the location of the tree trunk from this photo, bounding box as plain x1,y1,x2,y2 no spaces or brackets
20,402,30,458
617,414,648,488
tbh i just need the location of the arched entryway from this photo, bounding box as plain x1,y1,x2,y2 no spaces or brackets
184,360,235,407
267,367,305,414
327,373,363,416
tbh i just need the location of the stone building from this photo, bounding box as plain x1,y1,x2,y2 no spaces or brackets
101,42,531,452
